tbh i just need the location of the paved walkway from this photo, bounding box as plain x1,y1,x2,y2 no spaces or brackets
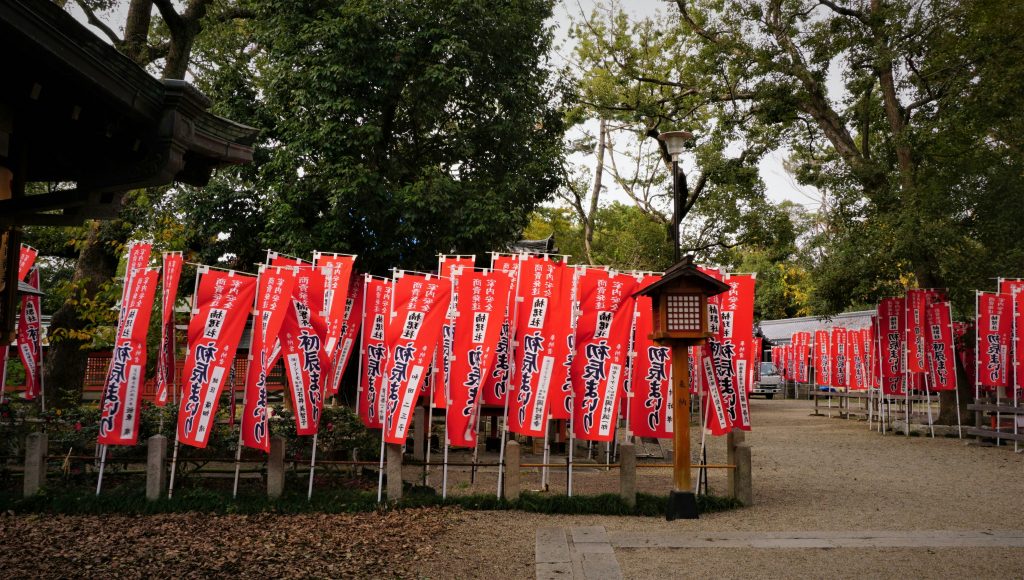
537,527,1024,579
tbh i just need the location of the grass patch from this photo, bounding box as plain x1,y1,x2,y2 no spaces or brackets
0,483,742,517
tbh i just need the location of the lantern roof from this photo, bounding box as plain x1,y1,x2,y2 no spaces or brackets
633,255,729,298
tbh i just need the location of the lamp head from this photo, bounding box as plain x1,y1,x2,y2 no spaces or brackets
657,130,694,161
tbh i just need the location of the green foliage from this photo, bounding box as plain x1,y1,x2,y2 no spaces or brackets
0,487,741,517
186,0,569,275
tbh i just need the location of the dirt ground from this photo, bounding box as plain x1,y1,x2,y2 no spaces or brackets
1,398,1021,578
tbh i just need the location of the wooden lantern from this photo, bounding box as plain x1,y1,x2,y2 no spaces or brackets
633,254,729,520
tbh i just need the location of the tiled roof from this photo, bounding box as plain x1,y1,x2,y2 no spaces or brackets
759,310,874,345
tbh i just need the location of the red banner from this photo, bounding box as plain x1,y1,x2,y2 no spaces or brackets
813,330,829,386
569,269,639,442
547,265,579,420
432,256,476,409
905,289,929,374
383,273,452,445
18,245,37,282
508,258,567,436
313,253,356,358
700,339,732,436
847,329,867,390
280,269,331,436
327,274,364,398
241,267,296,452
925,301,957,391
830,327,848,388
357,277,393,429
629,274,673,439
445,268,512,448
16,268,42,400
1014,291,1024,390
119,242,152,324
481,255,520,406
267,251,307,268
155,253,183,406
791,332,810,383
976,291,1011,389
177,270,257,448
689,346,702,395
98,268,159,445
878,298,906,396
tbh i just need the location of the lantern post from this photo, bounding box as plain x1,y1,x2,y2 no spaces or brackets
634,255,729,520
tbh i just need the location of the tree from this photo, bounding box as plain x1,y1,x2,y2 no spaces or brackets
186,0,567,276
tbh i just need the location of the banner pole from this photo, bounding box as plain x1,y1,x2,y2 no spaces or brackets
95,444,107,496
442,424,450,499
496,389,512,499
376,432,386,503
307,433,318,501
167,438,180,499
924,372,935,438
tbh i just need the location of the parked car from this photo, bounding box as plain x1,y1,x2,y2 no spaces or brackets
753,361,781,399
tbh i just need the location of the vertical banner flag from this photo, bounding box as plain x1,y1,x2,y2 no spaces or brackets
382,272,452,445
701,339,732,436
16,268,43,400
327,274,364,398
267,250,307,268
998,280,1024,390
906,289,930,374
280,268,331,436
481,254,520,406
847,329,866,390
629,274,673,439
508,257,566,436
177,270,257,448
830,327,849,388
814,330,830,386
719,273,756,405
18,245,37,282
925,301,956,391
753,337,763,382
433,256,476,409
792,332,810,383
357,277,393,429
98,267,159,445
120,242,152,320
313,252,356,357
445,268,512,448
569,269,639,442
241,267,296,452
547,265,580,420
689,346,702,395
976,291,1011,389
879,298,906,396
155,252,183,406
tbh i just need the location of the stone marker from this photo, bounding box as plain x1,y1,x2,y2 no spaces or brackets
268,435,286,499
413,406,426,459
503,440,521,501
23,432,47,497
734,442,753,506
387,443,403,501
146,434,168,501
618,442,636,507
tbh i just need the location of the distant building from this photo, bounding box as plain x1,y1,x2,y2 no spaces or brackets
758,310,874,346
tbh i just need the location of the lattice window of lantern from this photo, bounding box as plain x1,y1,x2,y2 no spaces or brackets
666,294,702,332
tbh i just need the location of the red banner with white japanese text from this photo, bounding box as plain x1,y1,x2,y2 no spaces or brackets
481,254,520,406
433,256,476,409
700,339,732,436
280,297,330,436
358,277,393,429
445,268,512,448
569,269,639,442
327,274,364,398
689,346,702,395
16,268,42,400
155,252,183,406
241,267,296,452
98,267,159,446
976,291,1011,389
999,280,1024,390
906,289,929,374
267,251,307,268
313,253,356,358
830,327,848,388
177,270,257,448
547,265,579,420
18,245,37,282
629,274,673,439
791,331,810,383
508,258,566,437
813,330,829,386
383,273,452,445
847,329,867,390
878,298,906,396
925,301,957,391
119,242,152,324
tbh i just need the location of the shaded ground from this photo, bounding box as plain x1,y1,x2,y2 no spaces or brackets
1,399,1021,578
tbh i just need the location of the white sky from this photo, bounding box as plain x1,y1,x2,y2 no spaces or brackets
550,0,824,212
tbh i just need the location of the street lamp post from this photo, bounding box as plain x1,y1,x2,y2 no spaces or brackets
658,130,694,263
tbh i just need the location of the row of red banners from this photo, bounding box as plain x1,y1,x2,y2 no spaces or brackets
85,245,757,450
771,282,1024,396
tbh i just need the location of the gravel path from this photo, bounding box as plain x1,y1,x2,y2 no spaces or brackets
416,398,1024,579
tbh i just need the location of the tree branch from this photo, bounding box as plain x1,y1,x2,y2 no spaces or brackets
74,0,122,46
817,0,868,23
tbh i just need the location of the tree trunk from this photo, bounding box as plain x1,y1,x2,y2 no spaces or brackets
45,222,119,408
583,119,606,265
